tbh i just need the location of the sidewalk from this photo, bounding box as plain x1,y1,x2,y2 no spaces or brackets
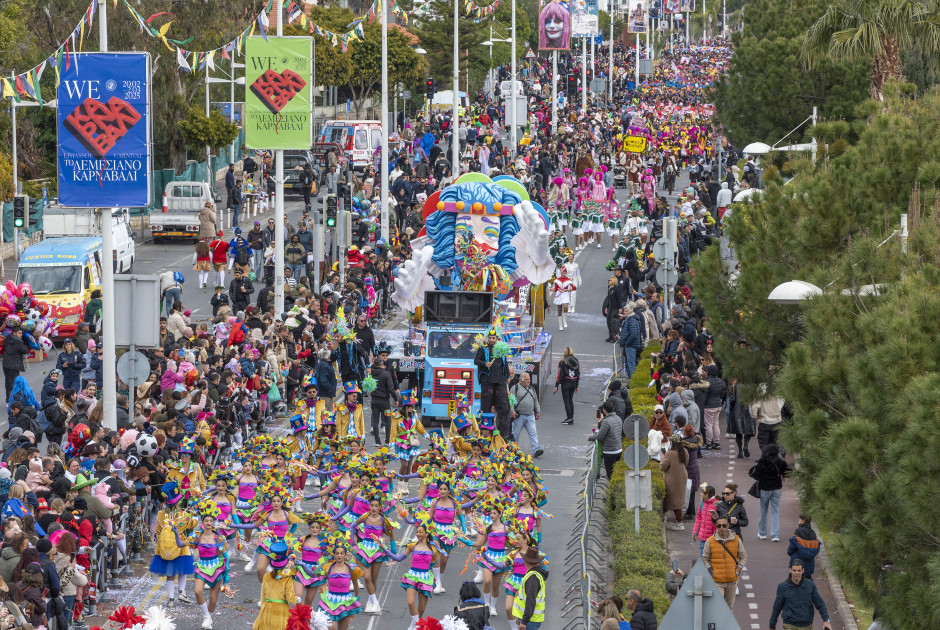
665,436,845,630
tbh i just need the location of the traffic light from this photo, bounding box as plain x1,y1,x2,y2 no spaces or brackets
325,195,337,228
28,201,39,227
567,74,577,95
586,67,593,83
12,195,28,229
425,78,436,98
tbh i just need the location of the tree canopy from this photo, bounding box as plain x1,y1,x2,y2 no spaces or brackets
711,0,869,147
690,82,940,627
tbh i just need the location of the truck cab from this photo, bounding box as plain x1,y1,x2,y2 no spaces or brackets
419,290,494,422
151,181,219,242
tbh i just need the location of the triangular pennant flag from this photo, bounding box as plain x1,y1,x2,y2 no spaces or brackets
2,78,18,102
29,68,42,105
177,47,191,71
206,50,215,70
259,7,269,30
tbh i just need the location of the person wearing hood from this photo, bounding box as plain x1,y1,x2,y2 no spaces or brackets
56,339,85,390
625,589,657,630
1,427,25,458
680,389,700,434
605,380,632,420
668,390,689,432
787,514,821,579
41,371,61,409
680,424,704,519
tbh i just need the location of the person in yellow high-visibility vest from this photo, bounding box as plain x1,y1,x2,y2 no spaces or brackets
511,547,549,630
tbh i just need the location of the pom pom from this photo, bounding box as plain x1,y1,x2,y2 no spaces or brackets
361,375,378,393
141,606,176,630
110,606,145,630
492,340,511,359
310,610,330,630
286,604,313,630
440,616,469,630
508,393,518,409
416,618,443,630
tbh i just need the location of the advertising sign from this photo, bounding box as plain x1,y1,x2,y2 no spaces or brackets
245,37,313,150
56,53,152,207
538,0,571,50
628,0,649,32
624,136,648,153
571,0,599,37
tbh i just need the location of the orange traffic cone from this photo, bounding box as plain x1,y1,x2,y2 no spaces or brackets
161,192,169,213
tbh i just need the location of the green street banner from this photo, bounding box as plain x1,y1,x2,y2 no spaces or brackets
245,37,313,150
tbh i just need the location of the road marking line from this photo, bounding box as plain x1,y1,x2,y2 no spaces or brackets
750,614,759,620
748,603,758,609
746,592,754,598
366,522,415,630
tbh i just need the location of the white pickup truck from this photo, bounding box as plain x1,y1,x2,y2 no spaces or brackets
150,181,220,242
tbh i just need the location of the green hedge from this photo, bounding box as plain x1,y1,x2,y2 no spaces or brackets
604,349,671,621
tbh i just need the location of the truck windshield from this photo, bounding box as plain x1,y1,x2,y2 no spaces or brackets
17,265,82,294
426,331,480,360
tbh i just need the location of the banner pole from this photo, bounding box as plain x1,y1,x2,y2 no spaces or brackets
274,0,286,315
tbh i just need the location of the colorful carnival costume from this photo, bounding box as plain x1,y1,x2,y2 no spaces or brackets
317,533,363,622
294,513,330,591
252,542,295,630
388,390,425,461
335,382,366,437
149,482,196,606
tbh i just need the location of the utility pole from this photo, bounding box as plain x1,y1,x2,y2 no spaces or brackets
551,50,558,135
381,0,389,241
274,0,285,315
99,0,117,431
510,0,518,151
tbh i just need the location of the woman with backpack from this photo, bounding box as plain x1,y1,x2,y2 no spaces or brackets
553,347,580,425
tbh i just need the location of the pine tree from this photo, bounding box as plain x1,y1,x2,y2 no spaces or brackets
692,83,940,627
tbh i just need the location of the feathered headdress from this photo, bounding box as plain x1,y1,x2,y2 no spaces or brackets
302,511,331,529
360,485,386,504
193,497,222,520
326,530,353,553
370,446,397,464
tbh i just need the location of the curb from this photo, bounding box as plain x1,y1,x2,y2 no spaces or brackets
811,522,858,630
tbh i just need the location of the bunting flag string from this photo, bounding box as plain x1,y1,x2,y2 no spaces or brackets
465,0,501,18
2,0,98,104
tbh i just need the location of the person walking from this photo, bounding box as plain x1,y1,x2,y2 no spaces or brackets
368,358,399,446
553,347,580,425
693,485,718,555
768,559,833,630
749,386,785,454
511,547,548,630
199,201,217,239
749,444,790,542
473,329,512,437
702,514,747,611
712,483,749,537
588,400,623,479
624,590,657,630
232,181,243,229
510,372,543,457
787,515,821,580
727,379,756,458
661,434,689,530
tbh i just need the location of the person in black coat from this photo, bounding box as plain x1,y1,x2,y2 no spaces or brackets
2,328,30,402
368,360,399,446
626,590,658,630
602,277,621,342
473,330,512,437
453,582,489,630
56,339,85,390
229,268,254,313
40,371,60,409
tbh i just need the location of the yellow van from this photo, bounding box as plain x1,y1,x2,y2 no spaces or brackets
16,236,103,338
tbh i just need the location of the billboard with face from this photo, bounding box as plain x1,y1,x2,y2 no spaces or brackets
539,0,571,50
628,0,649,32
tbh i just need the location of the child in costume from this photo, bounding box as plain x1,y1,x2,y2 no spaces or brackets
251,541,295,630
317,532,363,630
352,487,397,613
149,481,196,607
469,497,511,617
190,498,228,629
552,266,575,331
562,252,583,313
388,390,425,478
605,186,622,251
293,512,329,606
287,414,314,492
166,437,206,499
382,513,442,630
242,482,302,580
335,382,365,437
233,459,260,561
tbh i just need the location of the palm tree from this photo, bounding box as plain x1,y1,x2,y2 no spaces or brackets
801,0,940,100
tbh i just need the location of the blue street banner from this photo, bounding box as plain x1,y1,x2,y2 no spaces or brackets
56,53,153,207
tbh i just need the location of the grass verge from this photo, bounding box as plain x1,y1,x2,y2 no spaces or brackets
603,349,671,620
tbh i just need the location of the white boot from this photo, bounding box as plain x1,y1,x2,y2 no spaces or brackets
558,316,565,331
432,567,445,594
473,569,484,584
201,617,213,629
244,560,255,572
563,313,569,328
408,615,419,630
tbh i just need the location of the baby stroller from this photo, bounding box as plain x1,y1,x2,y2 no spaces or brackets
613,166,627,189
